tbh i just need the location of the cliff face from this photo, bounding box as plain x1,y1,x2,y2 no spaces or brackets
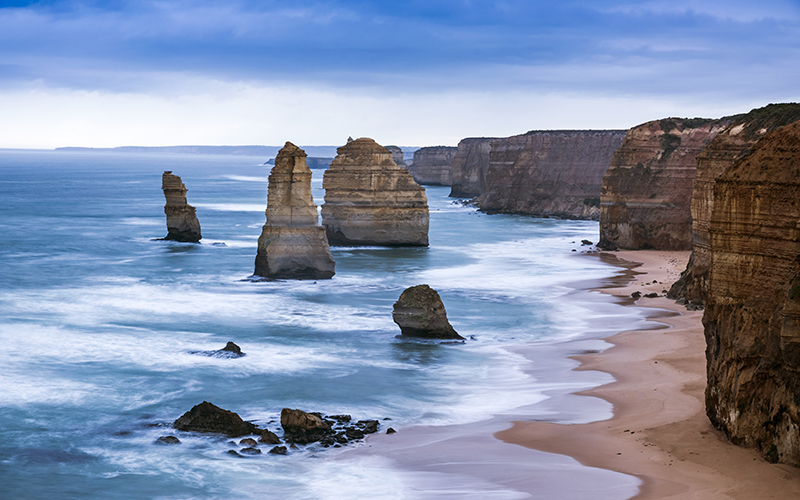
599,118,734,250
254,142,335,279
478,130,626,219
321,138,429,246
385,146,407,168
407,146,457,186
161,171,202,242
703,120,800,465
449,138,494,198
670,104,800,302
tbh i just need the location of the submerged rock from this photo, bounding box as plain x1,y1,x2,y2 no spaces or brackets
189,341,245,359
155,435,181,445
173,401,258,437
321,138,429,246
254,142,335,280
392,285,463,339
160,171,202,242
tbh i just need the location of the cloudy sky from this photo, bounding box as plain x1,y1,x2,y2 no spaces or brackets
1,0,798,148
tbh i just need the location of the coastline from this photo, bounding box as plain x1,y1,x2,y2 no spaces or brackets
496,250,800,499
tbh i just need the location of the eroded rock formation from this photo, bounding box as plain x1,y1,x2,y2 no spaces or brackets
408,146,457,185
449,138,495,198
598,118,734,250
321,138,429,246
703,120,800,465
254,142,335,280
392,284,463,339
670,104,800,302
385,145,407,168
479,130,626,219
161,171,202,242
173,401,258,437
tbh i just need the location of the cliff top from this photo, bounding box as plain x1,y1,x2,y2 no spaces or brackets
722,120,800,184
521,129,627,136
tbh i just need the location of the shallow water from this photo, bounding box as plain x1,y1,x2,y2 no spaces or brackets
0,149,644,499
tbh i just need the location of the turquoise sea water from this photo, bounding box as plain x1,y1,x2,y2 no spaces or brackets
0,150,643,499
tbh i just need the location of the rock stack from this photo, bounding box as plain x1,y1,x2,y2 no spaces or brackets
254,142,335,280
408,146,458,186
385,145,407,168
392,284,463,339
321,138,429,246
161,171,202,242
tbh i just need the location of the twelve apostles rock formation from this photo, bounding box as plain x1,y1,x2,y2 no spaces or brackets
385,145,407,168
407,146,458,185
598,117,734,250
702,120,800,465
670,104,800,302
254,142,335,280
449,137,496,198
392,284,463,339
321,138,429,246
160,171,202,242
478,130,626,219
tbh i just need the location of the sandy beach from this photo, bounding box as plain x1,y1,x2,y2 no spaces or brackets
497,250,800,499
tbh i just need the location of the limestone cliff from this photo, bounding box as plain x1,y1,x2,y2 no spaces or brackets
599,118,734,250
385,146,407,168
670,104,800,302
703,120,800,465
161,171,202,242
321,138,429,247
449,138,495,198
254,142,335,279
479,130,626,219
407,146,457,186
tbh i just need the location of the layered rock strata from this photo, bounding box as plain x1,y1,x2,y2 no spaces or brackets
407,146,457,185
321,138,429,246
254,142,335,279
479,130,626,219
670,104,800,302
161,171,202,242
449,138,495,198
392,284,463,339
385,146,407,168
598,118,735,250
703,120,800,465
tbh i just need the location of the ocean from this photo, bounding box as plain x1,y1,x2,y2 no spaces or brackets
0,149,649,499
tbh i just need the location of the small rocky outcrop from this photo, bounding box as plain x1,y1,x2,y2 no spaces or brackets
392,285,463,339
598,117,735,250
479,130,626,219
449,138,495,198
173,401,258,437
254,142,335,279
161,171,202,242
669,103,800,303
321,138,429,246
408,146,458,185
190,341,245,359
385,146,407,168
703,120,800,465
280,408,331,445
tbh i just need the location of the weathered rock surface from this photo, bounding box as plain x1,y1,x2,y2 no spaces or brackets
670,104,800,302
321,138,429,246
173,401,258,437
392,284,463,339
598,118,735,250
254,142,335,279
280,408,380,446
479,130,626,219
407,146,457,185
385,146,407,168
703,120,800,465
189,341,245,359
161,171,202,242
449,138,495,198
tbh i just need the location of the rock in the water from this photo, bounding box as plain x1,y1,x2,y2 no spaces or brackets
239,438,257,447
258,430,281,445
220,342,243,357
240,447,261,455
173,401,258,437
408,146,457,186
386,428,396,434
321,138,429,247
392,285,463,339
189,341,245,359
254,142,335,280
280,408,331,444
155,435,181,445
161,171,202,242
269,446,288,455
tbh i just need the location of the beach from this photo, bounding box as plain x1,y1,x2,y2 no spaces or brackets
498,250,800,499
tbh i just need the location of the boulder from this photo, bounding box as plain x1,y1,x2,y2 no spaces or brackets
258,430,281,445
173,401,258,437
160,171,202,242
280,408,331,444
155,435,181,445
392,285,463,339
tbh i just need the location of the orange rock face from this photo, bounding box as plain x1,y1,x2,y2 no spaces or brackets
703,120,800,465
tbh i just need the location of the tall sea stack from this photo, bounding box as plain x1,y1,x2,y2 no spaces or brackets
161,171,202,242
703,120,800,465
254,142,335,280
321,138,429,246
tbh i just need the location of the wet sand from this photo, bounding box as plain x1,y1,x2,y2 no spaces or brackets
497,250,800,499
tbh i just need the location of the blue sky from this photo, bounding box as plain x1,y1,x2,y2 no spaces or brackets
0,0,798,148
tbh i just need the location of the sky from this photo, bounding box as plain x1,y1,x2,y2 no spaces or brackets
0,0,798,148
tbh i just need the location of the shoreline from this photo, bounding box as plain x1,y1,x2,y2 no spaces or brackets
496,250,800,499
